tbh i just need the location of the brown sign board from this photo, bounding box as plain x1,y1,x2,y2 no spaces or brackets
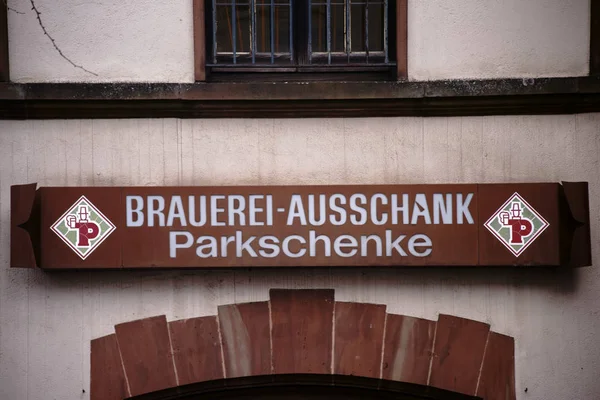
10,182,591,270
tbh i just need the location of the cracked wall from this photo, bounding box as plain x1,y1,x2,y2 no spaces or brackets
5,0,591,82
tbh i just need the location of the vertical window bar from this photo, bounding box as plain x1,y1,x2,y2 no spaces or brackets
232,0,237,64
308,0,312,63
346,0,350,62
275,4,279,53
289,0,293,61
212,0,217,63
251,0,256,63
270,0,275,63
261,0,266,52
327,0,331,64
236,3,244,52
364,0,369,62
318,2,322,52
384,0,389,63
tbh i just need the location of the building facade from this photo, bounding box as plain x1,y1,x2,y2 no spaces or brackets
1,1,599,399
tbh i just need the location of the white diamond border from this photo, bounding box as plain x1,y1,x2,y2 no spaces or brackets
50,195,116,260
483,192,550,257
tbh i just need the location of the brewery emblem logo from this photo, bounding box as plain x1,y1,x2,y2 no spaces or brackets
51,196,116,260
484,192,549,257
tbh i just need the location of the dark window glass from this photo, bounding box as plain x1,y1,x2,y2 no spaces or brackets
208,0,391,67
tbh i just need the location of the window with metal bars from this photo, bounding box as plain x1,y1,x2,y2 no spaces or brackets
206,0,395,74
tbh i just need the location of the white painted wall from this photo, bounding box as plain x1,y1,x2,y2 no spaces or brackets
7,0,590,82
7,0,195,82
1,115,599,399
408,0,591,80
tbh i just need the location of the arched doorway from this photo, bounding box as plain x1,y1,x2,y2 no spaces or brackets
91,289,515,400
127,374,481,400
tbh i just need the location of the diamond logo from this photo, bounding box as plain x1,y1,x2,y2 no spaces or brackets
51,196,116,260
484,192,549,257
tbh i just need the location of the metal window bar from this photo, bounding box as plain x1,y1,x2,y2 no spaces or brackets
327,0,331,64
270,0,275,63
308,0,389,65
212,0,218,63
212,0,293,65
232,0,237,63
251,0,256,63
384,0,388,64
345,0,350,62
308,1,312,63
364,0,368,61
290,0,294,61
211,0,389,66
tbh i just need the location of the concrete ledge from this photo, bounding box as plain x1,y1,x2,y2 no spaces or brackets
1,77,600,118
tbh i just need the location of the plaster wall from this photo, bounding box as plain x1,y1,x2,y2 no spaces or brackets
6,0,591,82
0,115,599,399
408,0,591,80
7,0,195,82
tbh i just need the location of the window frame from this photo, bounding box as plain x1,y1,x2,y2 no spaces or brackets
592,0,600,75
193,0,407,81
0,2,8,82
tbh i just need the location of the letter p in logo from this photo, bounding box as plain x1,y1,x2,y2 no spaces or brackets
508,219,532,244
484,193,549,257
75,221,100,247
66,206,101,247
52,196,116,260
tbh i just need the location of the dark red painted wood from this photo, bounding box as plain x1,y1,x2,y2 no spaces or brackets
10,184,38,268
270,289,335,374
562,182,592,267
193,0,206,81
169,316,224,385
90,334,129,400
396,0,408,80
429,314,490,395
115,316,178,396
476,332,516,400
382,314,436,385
218,301,271,378
333,302,386,378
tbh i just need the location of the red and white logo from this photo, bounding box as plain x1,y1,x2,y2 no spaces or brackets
484,193,549,257
51,196,116,260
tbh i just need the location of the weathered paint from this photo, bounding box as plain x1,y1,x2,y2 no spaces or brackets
7,0,194,82
6,0,590,82
218,304,253,377
408,0,590,80
0,115,599,400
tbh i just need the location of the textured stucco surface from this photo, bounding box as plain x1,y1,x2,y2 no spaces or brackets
408,0,590,80
0,116,599,399
7,0,194,82
6,0,590,82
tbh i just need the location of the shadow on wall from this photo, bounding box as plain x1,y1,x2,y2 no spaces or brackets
15,262,581,295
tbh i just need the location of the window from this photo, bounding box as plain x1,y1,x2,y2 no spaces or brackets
195,0,407,80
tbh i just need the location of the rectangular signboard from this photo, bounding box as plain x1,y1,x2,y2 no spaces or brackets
11,182,591,269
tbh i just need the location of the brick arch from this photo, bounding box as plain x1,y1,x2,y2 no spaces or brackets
91,289,515,400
